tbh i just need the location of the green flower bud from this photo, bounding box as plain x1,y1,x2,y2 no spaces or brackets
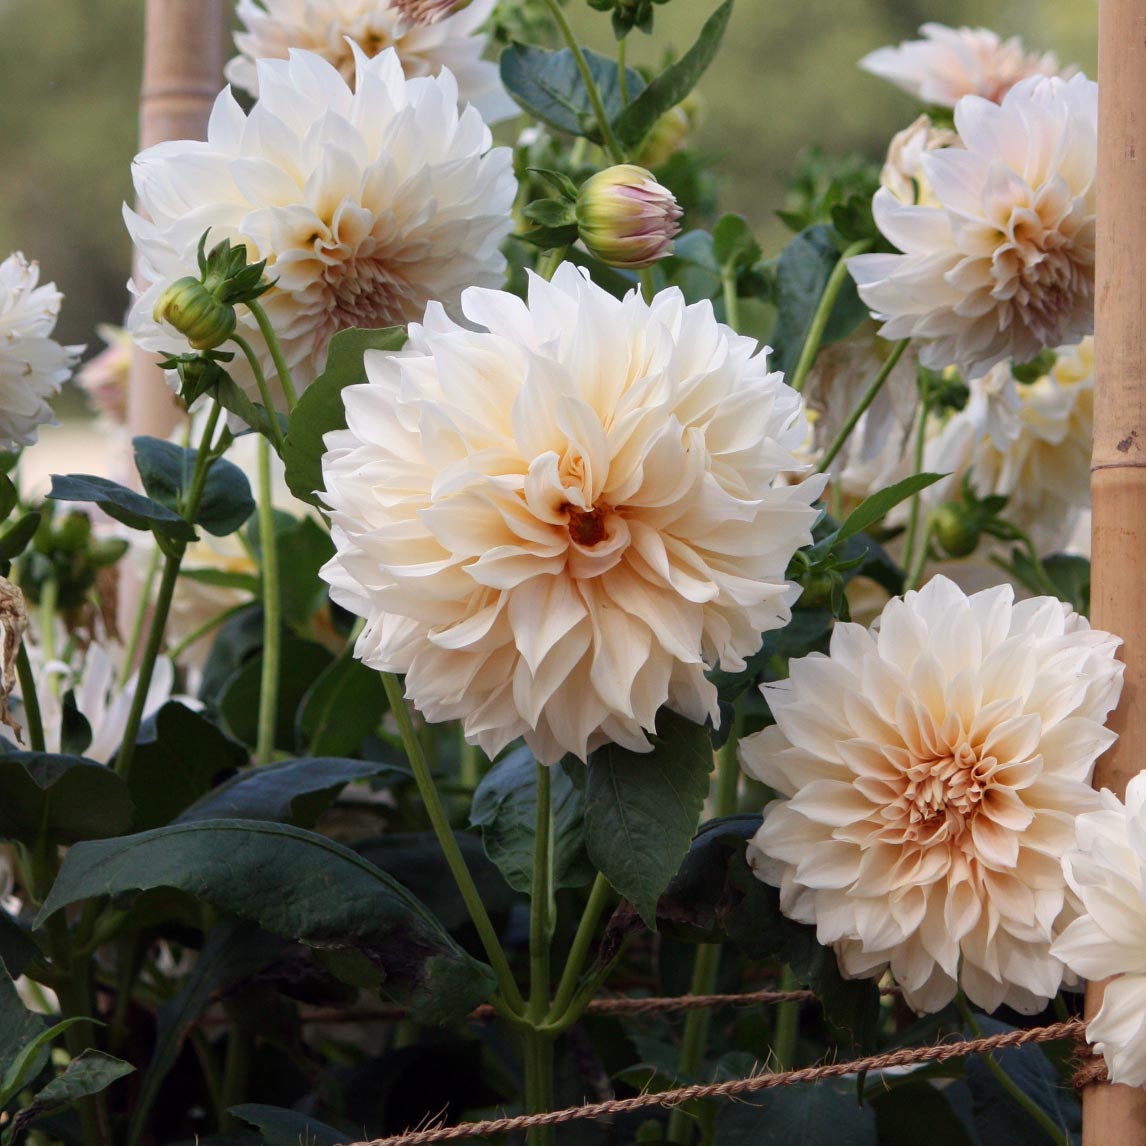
153,277,237,350
576,165,682,270
634,93,704,170
931,502,981,558
797,569,837,609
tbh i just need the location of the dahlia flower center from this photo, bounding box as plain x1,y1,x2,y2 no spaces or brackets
566,503,611,547
893,739,1000,847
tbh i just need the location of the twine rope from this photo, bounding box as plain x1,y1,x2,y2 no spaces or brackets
345,1018,1090,1146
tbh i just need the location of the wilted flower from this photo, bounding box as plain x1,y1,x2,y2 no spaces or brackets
0,578,27,741
127,47,516,410
850,74,1097,378
321,265,826,764
226,0,514,123
0,252,82,451
576,165,682,269
880,115,960,206
77,325,132,425
860,23,1071,107
740,575,1124,1014
1052,773,1146,1087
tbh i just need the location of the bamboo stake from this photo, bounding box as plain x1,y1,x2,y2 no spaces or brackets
1085,1,1146,1142
126,0,230,443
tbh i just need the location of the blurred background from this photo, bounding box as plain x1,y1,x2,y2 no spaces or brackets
0,0,1098,415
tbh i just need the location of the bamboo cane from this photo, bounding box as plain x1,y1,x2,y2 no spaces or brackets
1084,2,1146,1141
126,0,230,443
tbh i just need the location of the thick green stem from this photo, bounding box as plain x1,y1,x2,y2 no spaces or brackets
639,267,657,303
542,0,626,164
617,37,629,105
379,672,526,1014
16,642,45,753
547,872,613,1023
902,393,934,593
537,245,569,281
721,268,740,332
816,339,910,474
246,298,299,411
232,333,287,453
523,1027,556,1146
772,965,801,1071
788,240,872,394
957,995,1069,1146
255,437,281,766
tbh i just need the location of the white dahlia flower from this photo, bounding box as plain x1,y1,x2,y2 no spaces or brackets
849,74,1097,379
880,115,960,207
859,23,1071,108
320,265,827,764
740,575,1124,1014
127,46,516,410
0,253,82,452
226,0,516,124
1053,773,1146,1087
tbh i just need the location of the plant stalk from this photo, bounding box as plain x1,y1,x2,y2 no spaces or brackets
255,436,282,766
246,298,299,411
16,642,45,753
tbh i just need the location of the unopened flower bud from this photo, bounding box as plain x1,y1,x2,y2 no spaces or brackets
634,93,704,170
576,165,682,270
931,502,980,558
392,0,470,24
153,277,236,351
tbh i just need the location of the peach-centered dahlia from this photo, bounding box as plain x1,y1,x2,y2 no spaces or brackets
127,46,516,409
320,265,827,764
0,253,81,451
226,0,515,123
1052,773,1146,1087
859,23,1071,108
740,575,1124,1014
849,74,1096,379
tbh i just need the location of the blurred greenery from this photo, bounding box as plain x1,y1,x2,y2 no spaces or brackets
0,0,1097,361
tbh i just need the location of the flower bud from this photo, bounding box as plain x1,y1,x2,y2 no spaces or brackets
930,502,981,558
153,277,236,351
634,93,704,170
392,0,470,24
576,165,682,270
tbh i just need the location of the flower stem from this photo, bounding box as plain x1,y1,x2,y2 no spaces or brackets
816,339,910,474
119,542,162,682
903,391,934,592
546,872,613,1024
722,267,740,331
255,436,282,766
957,994,1070,1146
788,239,871,394
232,333,288,453
538,245,569,281
379,671,526,1014
16,642,45,753
542,0,626,164
246,298,299,411
523,1026,556,1146
640,267,657,303
772,965,801,1070
166,601,250,663
617,37,629,106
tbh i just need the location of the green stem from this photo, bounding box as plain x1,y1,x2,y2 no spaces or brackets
538,245,569,281
119,543,162,683
542,0,626,163
166,601,250,663
246,298,299,411
16,643,45,753
721,268,740,331
379,672,526,1014
816,339,910,474
459,735,482,790
617,38,629,105
529,763,552,1023
957,994,1069,1146
218,1007,253,1135
788,240,872,394
772,965,801,1071
523,1027,556,1146
232,333,287,453
639,267,657,303
547,872,613,1024
902,393,934,593
255,437,281,766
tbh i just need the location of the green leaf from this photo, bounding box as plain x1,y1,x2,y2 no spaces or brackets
0,1017,97,1109
175,757,410,828
834,473,946,545
0,968,43,1101
37,819,496,1023
712,213,761,273
251,514,335,626
282,326,407,508
716,1079,877,1144
126,703,248,832
584,710,712,928
870,1083,976,1146
470,745,594,895
0,908,39,979
0,512,41,565
613,0,733,151
769,224,870,376
0,753,134,845
133,436,255,537
230,1104,345,1146
499,43,645,142
33,1049,134,1110
47,474,197,542
296,653,388,757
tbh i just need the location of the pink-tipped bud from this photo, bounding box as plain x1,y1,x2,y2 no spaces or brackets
575,165,682,270
391,0,471,24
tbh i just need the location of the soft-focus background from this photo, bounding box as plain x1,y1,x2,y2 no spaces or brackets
0,0,1097,403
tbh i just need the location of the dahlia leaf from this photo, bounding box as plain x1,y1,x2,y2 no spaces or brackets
230,1105,345,1146
834,472,946,545
47,474,197,543
32,1050,135,1111
296,654,390,758
715,1079,877,1144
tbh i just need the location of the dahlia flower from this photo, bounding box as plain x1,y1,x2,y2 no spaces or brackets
227,0,514,123
321,265,827,764
1053,773,1146,1087
127,46,516,410
77,324,132,426
849,74,1097,378
0,253,82,452
860,23,1070,108
880,115,960,207
575,165,682,270
741,575,1124,1014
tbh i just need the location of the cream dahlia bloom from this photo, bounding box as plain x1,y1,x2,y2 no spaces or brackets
849,74,1097,379
0,253,82,452
321,265,827,764
1052,773,1146,1087
880,115,960,207
226,0,515,123
127,46,516,410
740,575,1124,1014
859,23,1070,108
